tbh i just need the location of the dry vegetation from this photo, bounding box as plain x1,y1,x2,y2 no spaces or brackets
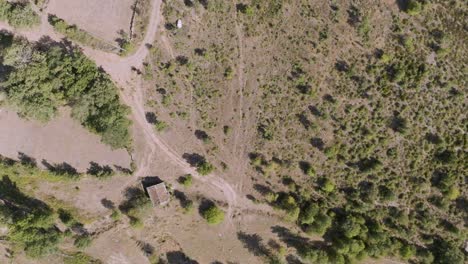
144,0,467,263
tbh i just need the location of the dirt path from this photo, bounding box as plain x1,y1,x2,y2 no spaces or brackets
5,0,244,218
3,0,277,221
232,5,250,196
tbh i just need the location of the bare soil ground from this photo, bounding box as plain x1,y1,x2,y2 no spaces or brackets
0,108,131,172
47,0,135,43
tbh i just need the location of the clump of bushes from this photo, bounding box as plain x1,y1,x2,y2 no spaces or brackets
0,0,39,28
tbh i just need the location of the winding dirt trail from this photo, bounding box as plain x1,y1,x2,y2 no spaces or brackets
2,0,249,219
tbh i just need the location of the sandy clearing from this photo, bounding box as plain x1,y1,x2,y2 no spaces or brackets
0,108,131,172
47,0,135,43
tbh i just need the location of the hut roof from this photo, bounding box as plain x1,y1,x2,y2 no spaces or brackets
147,182,170,207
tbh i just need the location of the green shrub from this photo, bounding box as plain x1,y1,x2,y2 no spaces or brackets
179,174,193,187
129,217,144,229
202,204,225,225
182,200,194,214
64,252,102,264
110,210,121,221
154,120,168,132
320,178,335,193
405,0,422,16
224,67,234,79
197,161,215,175
74,235,92,249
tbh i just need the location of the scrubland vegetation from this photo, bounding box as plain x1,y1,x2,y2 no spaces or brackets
152,0,466,263
0,32,131,149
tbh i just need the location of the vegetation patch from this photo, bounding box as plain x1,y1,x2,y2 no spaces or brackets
0,0,39,28
201,203,224,225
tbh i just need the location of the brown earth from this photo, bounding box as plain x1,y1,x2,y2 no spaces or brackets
0,108,131,172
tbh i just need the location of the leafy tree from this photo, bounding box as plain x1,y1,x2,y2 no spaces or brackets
405,0,422,15
197,160,214,175
431,239,465,264
299,203,319,225
399,243,416,260
0,0,39,28
307,212,332,236
320,178,335,193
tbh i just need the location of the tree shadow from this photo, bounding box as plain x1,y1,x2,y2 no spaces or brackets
166,251,198,264
298,161,312,175
253,184,272,195
396,0,408,11
296,113,312,130
0,154,15,166
17,152,36,167
308,105,322,117
145,112,157,124
194,130,209,141
198,198,215,216
184,0,194,7
271,226,324,254
310,137,325,150
42,159,79,178
198,0,208,9
182,153,205,167
141,176,163,188
176,55,189,66
286,254,304,264
136,240,155,257
173,190,191,208
335,60,350,72
0,175,50,212
114,165,133,175
237,231,271,257
246,194,257,202
87,162,114,178
115,29,129,48
101,198,115,209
